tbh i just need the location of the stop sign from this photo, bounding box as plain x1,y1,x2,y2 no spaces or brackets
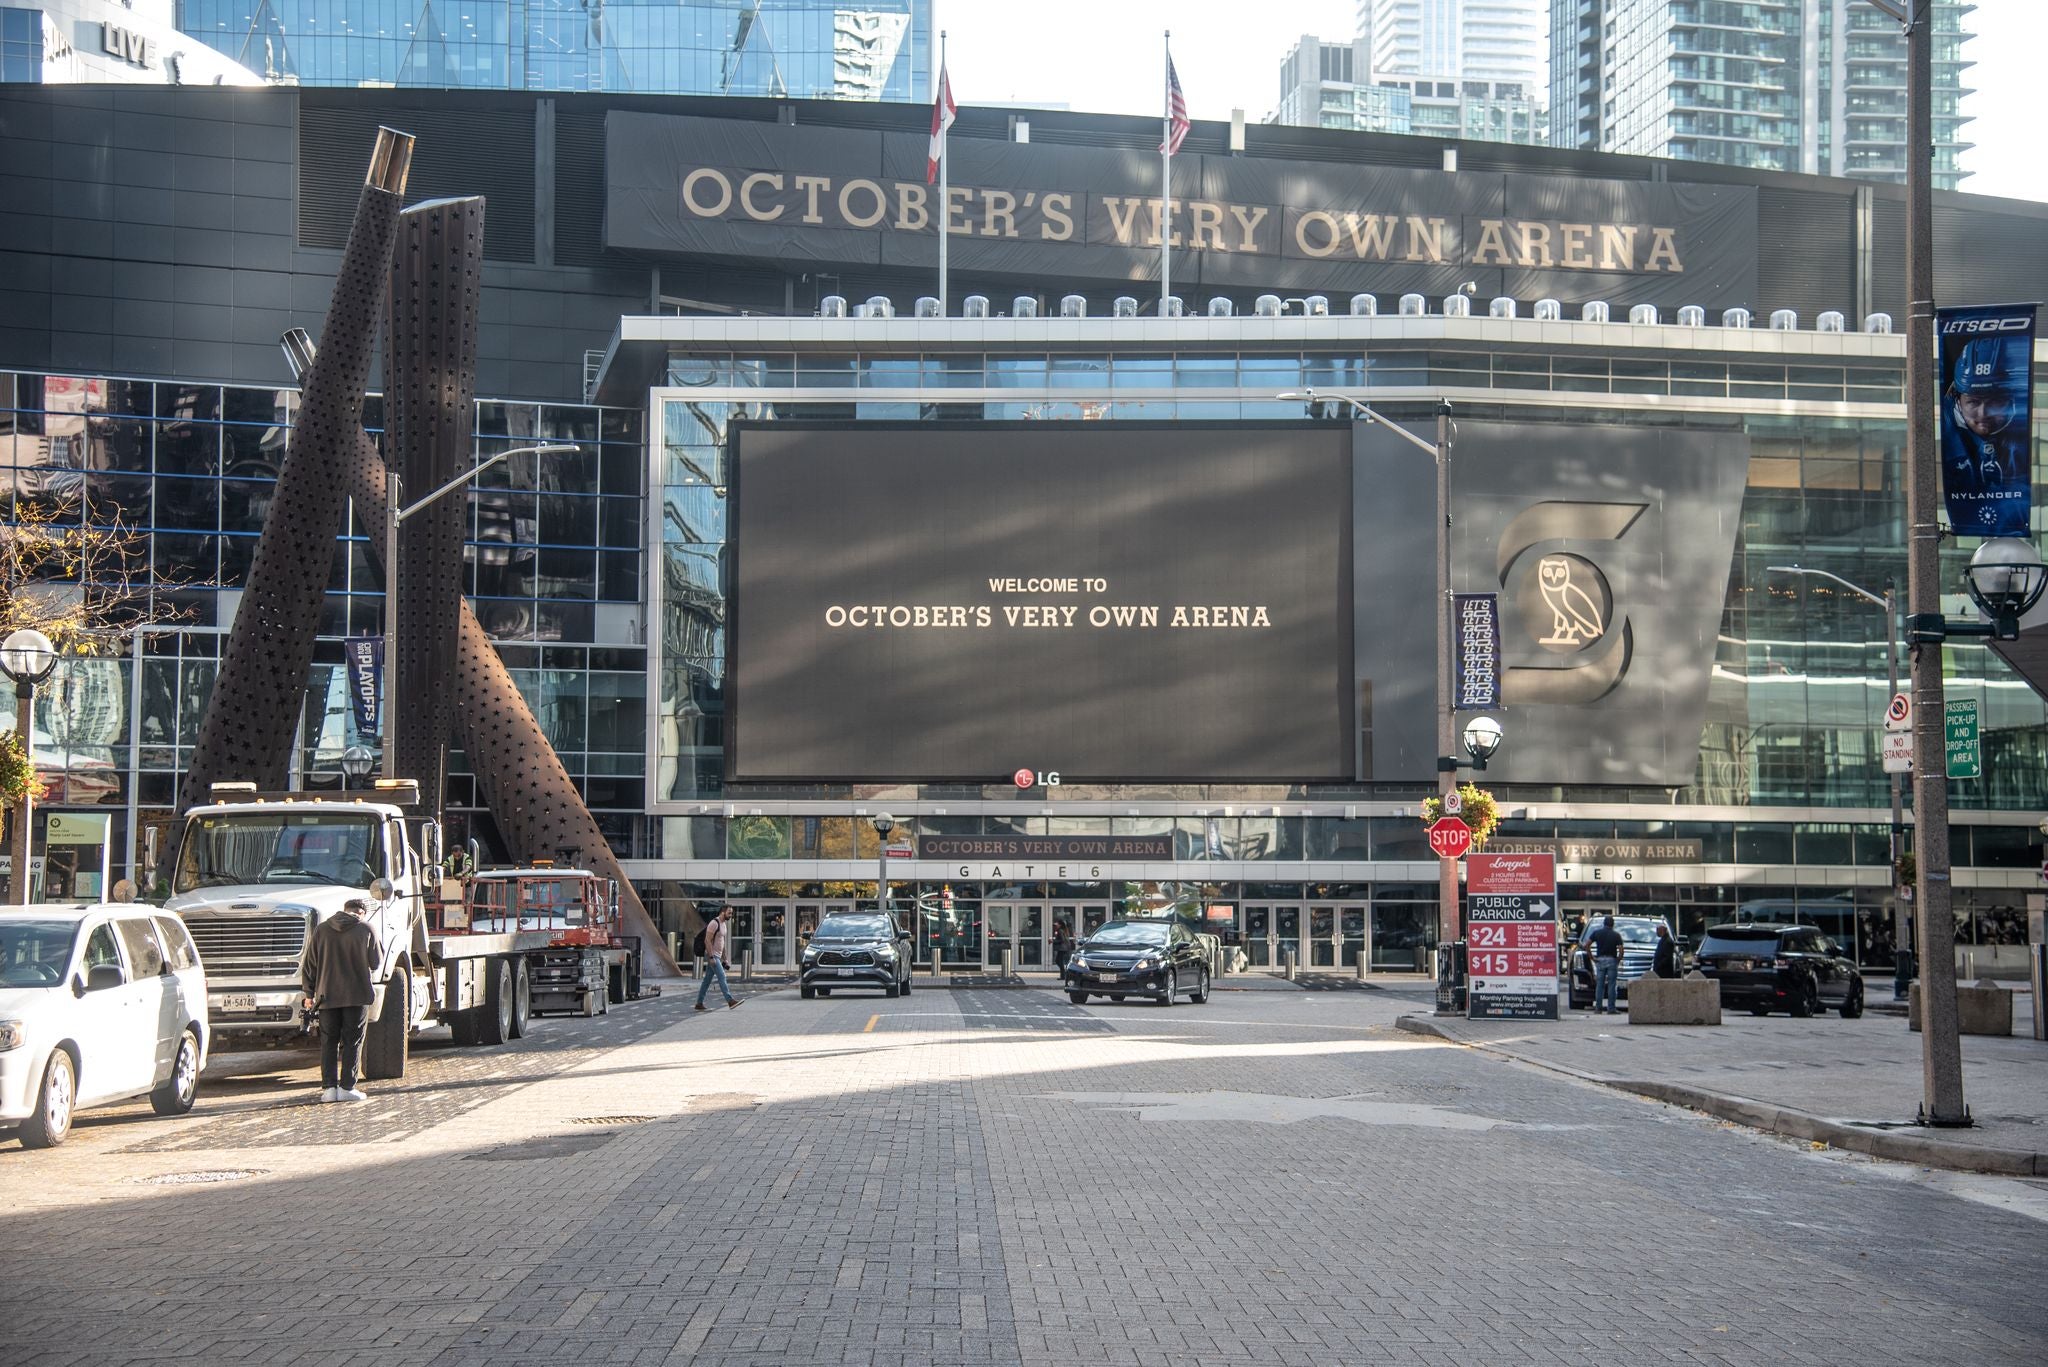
1427,816,1473,860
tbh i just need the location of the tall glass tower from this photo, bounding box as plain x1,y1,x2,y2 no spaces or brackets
178,0,930,99
1549,0,1973,189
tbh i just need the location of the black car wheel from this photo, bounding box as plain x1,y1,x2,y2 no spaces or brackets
1840,978,1865,1018
1790,976,1818,1018
900,971,912,995
1068,991,1089,1005
884,980,901,999
1156,969,1176,1006
800,984,815,1000
1189,966,1210,1005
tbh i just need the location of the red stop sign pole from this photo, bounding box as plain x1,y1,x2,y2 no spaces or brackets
1427,816,1473,861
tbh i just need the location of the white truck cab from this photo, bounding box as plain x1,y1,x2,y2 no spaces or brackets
163,782,438,1041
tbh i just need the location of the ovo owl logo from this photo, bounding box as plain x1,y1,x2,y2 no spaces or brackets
1529,554,1610,651
1496,503,1643,704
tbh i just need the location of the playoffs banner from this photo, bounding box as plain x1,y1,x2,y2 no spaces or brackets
343,637,382,736
1937,303,2036,537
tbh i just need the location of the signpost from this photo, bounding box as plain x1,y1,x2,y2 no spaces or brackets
1882,730,1914,774
1427,817,1473,861
1466,853,1560,1020
1945,699,1981,780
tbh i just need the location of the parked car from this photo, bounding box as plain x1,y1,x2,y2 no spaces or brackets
1566,915,1670,1010
799,912,914,999
1694,923,1865,1018
1064,918,1210,1006
0,904,210,1149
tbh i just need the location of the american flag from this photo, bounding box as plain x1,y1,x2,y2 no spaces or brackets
1160,56,1190,156
926,63,957,185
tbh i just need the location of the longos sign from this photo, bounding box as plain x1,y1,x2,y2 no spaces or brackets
605,112,1758,303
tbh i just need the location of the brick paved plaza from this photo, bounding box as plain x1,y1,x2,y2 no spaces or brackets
4,982,2047,1366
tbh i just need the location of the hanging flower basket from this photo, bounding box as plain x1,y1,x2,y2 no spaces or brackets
1422,782,1500,848
0,731,42,806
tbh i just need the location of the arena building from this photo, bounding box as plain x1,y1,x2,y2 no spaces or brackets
3,83,2046,973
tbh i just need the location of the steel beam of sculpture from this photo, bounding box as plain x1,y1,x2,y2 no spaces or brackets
171,130,676,973
383,196,483,802
174,127,413,812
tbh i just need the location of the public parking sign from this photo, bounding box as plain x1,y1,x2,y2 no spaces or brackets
1428,817,1473,860
1466,853,1560,1021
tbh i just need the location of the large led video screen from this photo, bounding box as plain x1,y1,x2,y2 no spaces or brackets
728,422,1354,782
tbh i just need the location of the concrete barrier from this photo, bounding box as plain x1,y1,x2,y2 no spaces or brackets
1627,973,1721,1025
1909,982,2013,1036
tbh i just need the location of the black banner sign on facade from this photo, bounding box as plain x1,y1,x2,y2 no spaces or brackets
343,637,381,735
917,835,1173,860
1936,303,2037,538
604,111,1759,306
1453,593,1500,710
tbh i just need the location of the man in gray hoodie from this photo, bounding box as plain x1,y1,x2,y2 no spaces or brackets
302,898,382,1102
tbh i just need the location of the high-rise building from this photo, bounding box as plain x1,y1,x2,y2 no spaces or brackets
1364,0,1548,93
1550,1,1973,188
172,0,930,99
2,0,260,84
1273,33,1545,144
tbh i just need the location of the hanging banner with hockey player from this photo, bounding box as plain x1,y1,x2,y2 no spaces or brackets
1937,303,2036,538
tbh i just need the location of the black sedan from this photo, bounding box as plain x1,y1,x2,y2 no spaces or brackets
1694,923,1864,1018
1063,918,1211,1006
799,913,914,999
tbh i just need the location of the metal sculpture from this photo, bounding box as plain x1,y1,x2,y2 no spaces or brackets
174,127,413,810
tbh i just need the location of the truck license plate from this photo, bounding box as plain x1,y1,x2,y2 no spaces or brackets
221,994,258,1012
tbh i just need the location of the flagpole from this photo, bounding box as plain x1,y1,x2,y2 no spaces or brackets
938,30,949,316
1160,31,1172,309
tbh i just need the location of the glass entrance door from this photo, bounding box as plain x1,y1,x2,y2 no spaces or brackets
1016,904,1045,968
1049,904,1080,969
1274,906,1303,969
1244,906,1272,966
1309,905,1337,967
1340,907,1366,968
985,903,1016,971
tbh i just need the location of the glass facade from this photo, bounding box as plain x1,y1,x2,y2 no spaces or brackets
1549,0,1973,189
177,0,930,98
0,370,645,832
1,8,42,84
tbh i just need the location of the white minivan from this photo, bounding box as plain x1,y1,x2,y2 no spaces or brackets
0,904,210,1148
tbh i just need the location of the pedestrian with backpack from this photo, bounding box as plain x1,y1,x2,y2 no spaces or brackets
695,905,741,1011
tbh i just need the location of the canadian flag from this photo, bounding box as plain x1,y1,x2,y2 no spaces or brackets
926,64,957,185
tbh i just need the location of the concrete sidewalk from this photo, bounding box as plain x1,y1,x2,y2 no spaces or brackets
1399,993,2048,1176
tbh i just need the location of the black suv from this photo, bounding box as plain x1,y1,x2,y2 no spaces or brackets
1694,923,1864,1018
799,913,914,999
1064,918,1211,1006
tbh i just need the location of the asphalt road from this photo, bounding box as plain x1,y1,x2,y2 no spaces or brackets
2,982,2044,1365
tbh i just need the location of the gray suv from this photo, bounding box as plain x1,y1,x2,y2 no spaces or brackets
1566,915,1670,1010
799,912,914,999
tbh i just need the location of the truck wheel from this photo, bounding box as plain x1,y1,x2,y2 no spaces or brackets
579,986,599,1018
480,958,513,1045
626,951,642,1000
607,961,628,1005
509,959,532,1039
362,971,410,1080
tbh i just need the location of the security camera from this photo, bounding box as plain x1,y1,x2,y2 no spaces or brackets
1458,281,1478,296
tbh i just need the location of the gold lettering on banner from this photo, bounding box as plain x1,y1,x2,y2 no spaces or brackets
1189,201,1227,250
983,189,1018,238
1599,224,1637,271
1146,200,1181,248
1470,219,1512,266
1515,221,1553,268
838,178,888,229
894,182,928,231
1041,193,1075,241
1229,204,1268,252
682,168,733,217
794,175,830,224
1295,210,1340,258
739,172,784,221
1645,227,1683,272
1406,216,1447,262
1346,213,1400,259
1560,223,1594,269
945,185,973,235
1104,196,1147,245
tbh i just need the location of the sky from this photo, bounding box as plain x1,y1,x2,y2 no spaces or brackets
935,0,2046,204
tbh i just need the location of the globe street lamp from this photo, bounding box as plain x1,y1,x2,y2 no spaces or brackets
1,628,59,905
381,442,579,779
1279,387,1462,944
340,744,376,791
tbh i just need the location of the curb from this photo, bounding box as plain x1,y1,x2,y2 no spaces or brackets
1394,1014,2048,1177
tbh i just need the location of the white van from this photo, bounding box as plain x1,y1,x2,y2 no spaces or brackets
0,904,210,1148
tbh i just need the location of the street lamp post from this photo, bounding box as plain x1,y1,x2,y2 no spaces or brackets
340,744,376,791
870,812,896,921
1279,388,1464,946
1768,566,1906,946
381,443,578,779
1,628,59,905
